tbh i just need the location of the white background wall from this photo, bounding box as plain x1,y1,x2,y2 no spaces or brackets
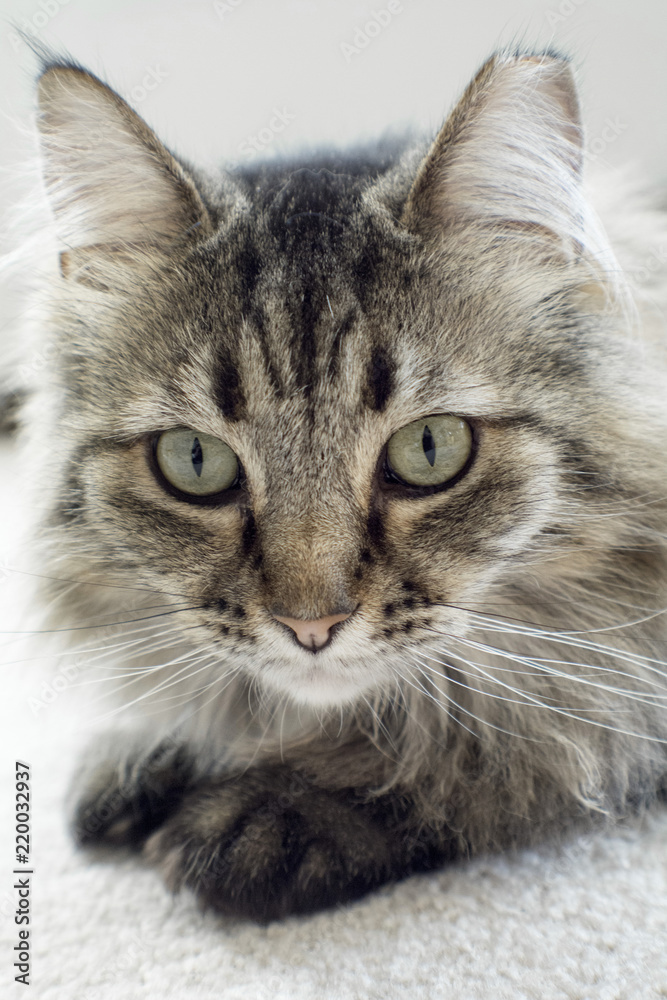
0,0,665,317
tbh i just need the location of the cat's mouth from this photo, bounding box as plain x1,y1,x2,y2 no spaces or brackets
258,643,386,708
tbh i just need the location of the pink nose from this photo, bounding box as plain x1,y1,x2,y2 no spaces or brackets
273,611,353,651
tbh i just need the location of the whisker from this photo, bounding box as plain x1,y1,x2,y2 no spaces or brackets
461,614,667,676
413,640,667,743
0,605,207,635
7,567,192,600
403,661,538,743
423,632,667,708
88,653,225,720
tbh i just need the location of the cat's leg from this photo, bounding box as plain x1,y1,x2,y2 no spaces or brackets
144,766,458,921
68,730,195,847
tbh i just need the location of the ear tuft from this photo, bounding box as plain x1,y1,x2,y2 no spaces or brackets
403,54,585,252
37,65,211,283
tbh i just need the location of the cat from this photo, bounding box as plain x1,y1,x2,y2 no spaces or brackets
18,47,667,923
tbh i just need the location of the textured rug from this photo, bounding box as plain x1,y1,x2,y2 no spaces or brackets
1,437,666,1000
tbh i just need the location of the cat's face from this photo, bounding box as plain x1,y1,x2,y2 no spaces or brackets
34,56,644,708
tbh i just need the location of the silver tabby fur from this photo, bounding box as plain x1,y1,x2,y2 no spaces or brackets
15,49,667,920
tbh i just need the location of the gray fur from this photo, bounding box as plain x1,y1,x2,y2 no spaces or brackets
18,51,667,920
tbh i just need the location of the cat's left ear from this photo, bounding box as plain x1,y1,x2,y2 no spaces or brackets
402,53,586,254
36,63,213,285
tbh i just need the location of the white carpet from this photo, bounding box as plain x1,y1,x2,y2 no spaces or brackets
1,437,666,1000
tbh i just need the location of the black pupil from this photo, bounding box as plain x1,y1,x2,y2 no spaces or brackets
422,425,436,467
191,437,204,477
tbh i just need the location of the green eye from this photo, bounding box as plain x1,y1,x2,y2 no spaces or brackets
386,415,472,487
155,428,239,497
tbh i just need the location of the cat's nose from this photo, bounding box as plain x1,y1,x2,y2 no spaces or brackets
272,611,353,651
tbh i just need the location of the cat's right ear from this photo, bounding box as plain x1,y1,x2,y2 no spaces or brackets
36,64,213,286
401,53,586,258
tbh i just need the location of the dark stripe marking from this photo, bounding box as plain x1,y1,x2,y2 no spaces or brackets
365,347,395,412
215,343,246,421
366,509,386,550
241,509,258,555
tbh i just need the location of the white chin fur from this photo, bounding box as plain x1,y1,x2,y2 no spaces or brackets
260,661,375,709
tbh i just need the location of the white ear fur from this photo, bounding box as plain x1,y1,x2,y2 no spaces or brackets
37,65,211,280
403,54,586,251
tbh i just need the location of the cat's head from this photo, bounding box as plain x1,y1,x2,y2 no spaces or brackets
33,53,660,710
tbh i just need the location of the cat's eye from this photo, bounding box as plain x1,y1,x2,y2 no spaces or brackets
154,428,239,497
385,415,473,488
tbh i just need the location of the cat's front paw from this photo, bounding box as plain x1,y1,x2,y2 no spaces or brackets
144,767,399,921
69,734,193,847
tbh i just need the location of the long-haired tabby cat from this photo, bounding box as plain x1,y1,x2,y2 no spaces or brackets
21,48,667,922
